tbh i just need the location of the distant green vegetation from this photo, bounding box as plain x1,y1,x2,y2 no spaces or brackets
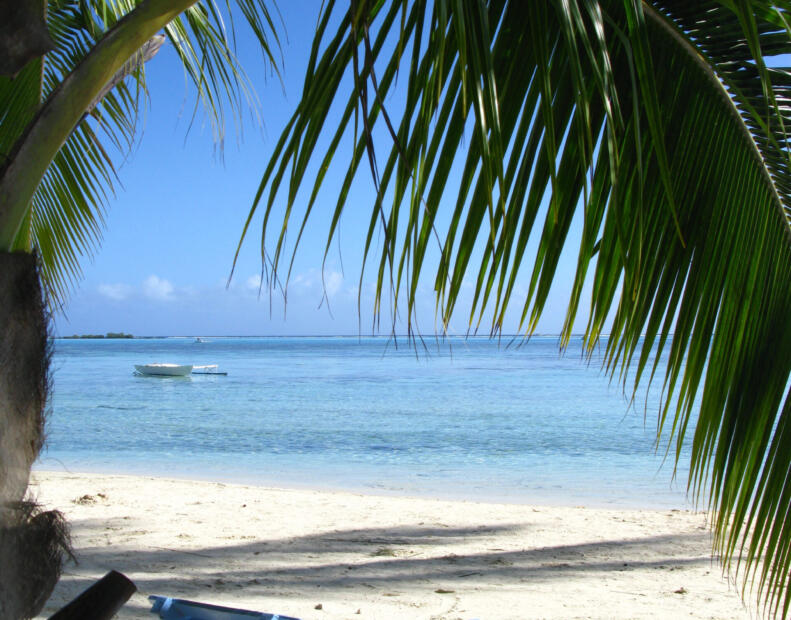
64,332,133,339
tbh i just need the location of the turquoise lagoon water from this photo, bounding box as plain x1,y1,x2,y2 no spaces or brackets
38,336,695,508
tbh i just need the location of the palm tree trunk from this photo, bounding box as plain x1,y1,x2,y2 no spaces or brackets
0,251,69,618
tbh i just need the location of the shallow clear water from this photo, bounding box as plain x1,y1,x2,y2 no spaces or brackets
38,336,694,508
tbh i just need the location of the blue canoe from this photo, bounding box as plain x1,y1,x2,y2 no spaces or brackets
149,596,299,620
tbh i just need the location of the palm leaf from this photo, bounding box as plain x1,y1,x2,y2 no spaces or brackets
239,0,791,614
0,0,281,305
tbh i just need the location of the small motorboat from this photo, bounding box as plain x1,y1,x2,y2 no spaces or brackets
134,363,193,377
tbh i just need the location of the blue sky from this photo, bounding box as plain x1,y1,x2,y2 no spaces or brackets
53,2,590,338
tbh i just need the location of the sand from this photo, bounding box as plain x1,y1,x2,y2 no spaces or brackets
29,471,749,619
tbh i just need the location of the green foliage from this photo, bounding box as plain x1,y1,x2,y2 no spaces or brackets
62,332,133,338
0,0,281,305
104,331,133,338
239,0,791,614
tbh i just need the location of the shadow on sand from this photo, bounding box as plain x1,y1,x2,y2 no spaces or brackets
40,518,716,617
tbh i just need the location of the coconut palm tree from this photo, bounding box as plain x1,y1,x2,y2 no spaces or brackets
0,1,278,616
237,0,791,615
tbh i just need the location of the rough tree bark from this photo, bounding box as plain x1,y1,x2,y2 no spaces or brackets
0,0,53,76
0,252,70,618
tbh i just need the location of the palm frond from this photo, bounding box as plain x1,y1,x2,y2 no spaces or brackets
240,0,791,614
0,0,281,305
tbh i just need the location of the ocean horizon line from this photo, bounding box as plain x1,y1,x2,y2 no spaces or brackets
54,332,608,339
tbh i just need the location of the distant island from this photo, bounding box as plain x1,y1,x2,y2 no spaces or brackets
63,332,133,339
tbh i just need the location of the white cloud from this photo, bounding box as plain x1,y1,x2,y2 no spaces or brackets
290,269,344,298
97,283,132,301
292,272,314,290
325,271,343,297
246,274,263,291
143,275,175,301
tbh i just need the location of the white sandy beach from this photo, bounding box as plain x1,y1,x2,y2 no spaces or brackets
31,471,748,619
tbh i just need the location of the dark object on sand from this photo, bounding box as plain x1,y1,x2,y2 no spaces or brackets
49,570,136,620
149,595,300,620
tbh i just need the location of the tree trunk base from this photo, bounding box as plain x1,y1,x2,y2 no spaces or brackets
0,252,71,618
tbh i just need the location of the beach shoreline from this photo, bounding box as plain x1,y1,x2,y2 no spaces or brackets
31,462,694,510
31,470,747,619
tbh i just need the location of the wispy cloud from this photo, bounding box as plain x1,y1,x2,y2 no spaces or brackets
246,274,262,291
143,275,175,301
325,271,343,297
291,271,314,290
291,268,345,298
97,283,132,301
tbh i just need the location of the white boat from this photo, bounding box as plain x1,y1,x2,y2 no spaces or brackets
134,363,193,376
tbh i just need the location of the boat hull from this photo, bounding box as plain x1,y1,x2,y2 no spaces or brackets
134,364,193,376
